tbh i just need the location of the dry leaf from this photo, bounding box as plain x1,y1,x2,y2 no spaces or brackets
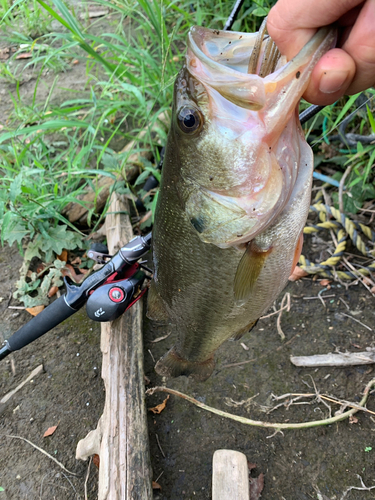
0,47,10,60
249,473,264,500
289,266,308,281
93,454,100,468
61,264,87,283
57,249,68,262
148,395,170,414
349,415,358,424
43,425,58,437
48,285,59,298
16,52,32,59
70,256,82,265
26,305,45,316
152,481,162,490
320,279,332,287
88,9,109,18
36,263,46,274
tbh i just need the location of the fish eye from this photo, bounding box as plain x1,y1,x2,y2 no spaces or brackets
177,106,203,134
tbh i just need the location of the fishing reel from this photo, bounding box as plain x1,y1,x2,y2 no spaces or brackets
0,233,152,361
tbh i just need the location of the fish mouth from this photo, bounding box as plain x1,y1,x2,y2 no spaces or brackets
187,21,336,112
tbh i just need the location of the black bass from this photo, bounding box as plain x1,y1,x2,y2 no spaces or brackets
148,21,335,381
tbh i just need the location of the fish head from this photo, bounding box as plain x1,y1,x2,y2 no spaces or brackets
169,24,335,248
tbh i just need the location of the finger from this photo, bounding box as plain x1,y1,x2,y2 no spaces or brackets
340,0,375,94
267,0,364,59
302,49,356,105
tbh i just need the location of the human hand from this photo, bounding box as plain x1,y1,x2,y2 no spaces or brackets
267,0,375,105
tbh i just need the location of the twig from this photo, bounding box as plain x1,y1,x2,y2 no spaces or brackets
146,377,375,431
1,364,44,406
148,349,155,363
84,456,92,500
260,292,290,320
339,297,350,310
276,293,290,340
340,474,375,500
340,312,372,331
303,294,335,300
4,435,78,476
155,433,165,458
339,164,353,214
220,333,300,370
151,333,171,343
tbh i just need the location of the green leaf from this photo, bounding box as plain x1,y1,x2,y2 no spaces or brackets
9,173,23,203
366,105,375,134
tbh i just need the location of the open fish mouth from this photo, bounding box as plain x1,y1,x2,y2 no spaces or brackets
182,22,336,248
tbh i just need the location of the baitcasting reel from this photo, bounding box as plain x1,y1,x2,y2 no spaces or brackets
0,233,152,361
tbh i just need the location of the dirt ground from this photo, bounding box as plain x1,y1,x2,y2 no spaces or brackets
1,9,375,500
1,238,375,499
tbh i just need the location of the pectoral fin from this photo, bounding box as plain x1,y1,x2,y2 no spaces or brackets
233,241,273,302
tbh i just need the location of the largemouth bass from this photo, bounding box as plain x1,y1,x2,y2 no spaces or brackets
148,21,335,381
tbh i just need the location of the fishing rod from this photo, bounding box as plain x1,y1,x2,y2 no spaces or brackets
0,233,152,362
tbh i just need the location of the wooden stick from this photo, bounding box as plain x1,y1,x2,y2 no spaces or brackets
212,450,249,500
290,350,375,367
76,193,152,499
0,364,44,414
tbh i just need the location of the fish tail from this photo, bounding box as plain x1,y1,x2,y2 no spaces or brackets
155,347,215,381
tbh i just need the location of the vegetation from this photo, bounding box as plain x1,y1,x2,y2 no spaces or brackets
0,0,374,305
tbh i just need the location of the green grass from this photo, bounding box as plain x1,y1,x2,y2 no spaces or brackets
0,0,374,304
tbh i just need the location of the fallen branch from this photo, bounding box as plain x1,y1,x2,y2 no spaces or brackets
146,377,375,431
291,350,375,367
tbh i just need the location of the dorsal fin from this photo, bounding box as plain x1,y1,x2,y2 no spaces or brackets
233,241,273,302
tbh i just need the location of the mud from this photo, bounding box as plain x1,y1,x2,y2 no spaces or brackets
145,273,375,500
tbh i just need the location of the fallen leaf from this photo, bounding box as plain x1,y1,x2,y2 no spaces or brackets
61,264,87,283
0,47,10,60
93,454,100,468
36,263,46,275
43,425,58,437
289,266,308,281
26,305,45,316
349,415,358,424
57,250,68,262
88,9,109,18
16,52,32,59
148,395,169,414
320,279,331,287
48,286,59,298
152,481,162,490
249,472,264,500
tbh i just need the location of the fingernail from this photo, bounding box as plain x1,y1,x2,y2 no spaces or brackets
319,70,349,94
